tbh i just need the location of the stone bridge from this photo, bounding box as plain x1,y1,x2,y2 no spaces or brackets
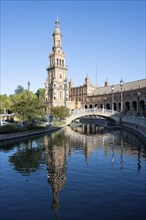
65,108,121,125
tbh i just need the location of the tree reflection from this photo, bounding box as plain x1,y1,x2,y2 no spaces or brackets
9,138,45,175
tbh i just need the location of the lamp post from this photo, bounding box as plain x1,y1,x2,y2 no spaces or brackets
120,78,124,112
137,92,140,116
111,85,114,113
27,81,30,91
64,78,67,107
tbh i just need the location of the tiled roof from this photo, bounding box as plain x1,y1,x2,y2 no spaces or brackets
89,79,146,96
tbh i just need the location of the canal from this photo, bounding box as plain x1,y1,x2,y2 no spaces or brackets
0,125,146,220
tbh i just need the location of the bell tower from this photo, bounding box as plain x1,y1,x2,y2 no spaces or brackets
45,18,68,110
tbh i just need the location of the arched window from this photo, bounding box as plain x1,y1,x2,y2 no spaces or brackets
132,101,137,111
119,103,121,111
125,102,130,111
60,91,63,98
140,100,144,111
114,103,116,110
106,103,110,109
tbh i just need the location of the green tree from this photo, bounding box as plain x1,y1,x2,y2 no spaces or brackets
0,94,11,114
14,85,24,94
10,91,46,124
50,106,70,121
35,88,45,100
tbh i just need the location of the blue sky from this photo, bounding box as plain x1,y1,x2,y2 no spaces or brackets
1,0,145,95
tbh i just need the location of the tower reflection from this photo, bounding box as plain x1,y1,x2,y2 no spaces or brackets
44,132,68,219
43,124,145,219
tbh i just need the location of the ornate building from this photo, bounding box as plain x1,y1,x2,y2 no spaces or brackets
44,18,96,112
45,19,146,116
45,18,68,109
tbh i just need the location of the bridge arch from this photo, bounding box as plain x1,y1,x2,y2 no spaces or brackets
65,108,120,125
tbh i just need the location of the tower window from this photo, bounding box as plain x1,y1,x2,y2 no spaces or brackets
60,91,62,98
62,60,64,66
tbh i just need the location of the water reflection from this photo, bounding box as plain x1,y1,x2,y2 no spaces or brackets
44,132,69,219
4,124,146,220
8,138,45,175
45,125,145,218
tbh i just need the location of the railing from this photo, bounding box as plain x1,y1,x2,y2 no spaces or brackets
70,108,119,116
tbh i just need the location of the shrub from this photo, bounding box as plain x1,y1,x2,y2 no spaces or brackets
0,124,25,134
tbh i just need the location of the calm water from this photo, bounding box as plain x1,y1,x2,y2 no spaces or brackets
0,125,146,220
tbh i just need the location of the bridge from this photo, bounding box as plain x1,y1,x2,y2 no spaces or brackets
63,108,146,142
65,108,121,125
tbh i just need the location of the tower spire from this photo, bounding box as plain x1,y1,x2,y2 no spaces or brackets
55,12,59,28
56,12,59,20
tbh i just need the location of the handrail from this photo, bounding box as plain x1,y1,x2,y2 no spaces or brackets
70,108,119,116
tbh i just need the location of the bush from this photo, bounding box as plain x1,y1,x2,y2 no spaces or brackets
0,124,25,134
51,120,63,127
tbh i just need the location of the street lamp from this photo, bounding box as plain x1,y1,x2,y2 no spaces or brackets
27,81,30,91
111,85,114,113
120,78,124,112
64,78,67,107
137,92,141,116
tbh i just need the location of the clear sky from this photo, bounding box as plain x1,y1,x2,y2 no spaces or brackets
1,0,145,95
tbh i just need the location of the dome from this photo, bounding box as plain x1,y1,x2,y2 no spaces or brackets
53,19,61,35
54,27,61,34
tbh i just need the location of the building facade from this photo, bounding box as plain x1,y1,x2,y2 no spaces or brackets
45,19,146,116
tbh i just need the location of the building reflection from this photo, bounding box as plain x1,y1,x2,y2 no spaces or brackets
137,146,141,172
43,124,144,217
6,124,144,182
64,125,145,171
44,132,68,219
120,138,124,172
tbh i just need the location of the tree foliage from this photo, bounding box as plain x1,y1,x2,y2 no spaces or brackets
10,91,46,123
14,85,24,94
0,94,11,114
35,88,45,100
50,106,70,121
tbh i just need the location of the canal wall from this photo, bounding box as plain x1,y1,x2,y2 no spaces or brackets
0,126,62,142
121,122,146,145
